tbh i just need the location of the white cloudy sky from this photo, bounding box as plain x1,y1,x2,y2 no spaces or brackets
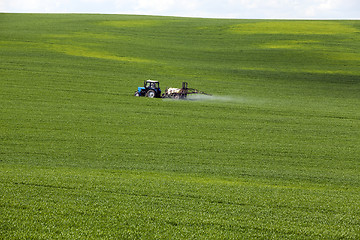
1,0,359,19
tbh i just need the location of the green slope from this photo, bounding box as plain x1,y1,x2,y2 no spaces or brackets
1,13,360,239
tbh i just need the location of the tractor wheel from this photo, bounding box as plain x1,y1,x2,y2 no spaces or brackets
173,94,180,100
134,91,140,97
146,90,156,98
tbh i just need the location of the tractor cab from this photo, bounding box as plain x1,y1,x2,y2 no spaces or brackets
145,80,159,89
134,80,161,98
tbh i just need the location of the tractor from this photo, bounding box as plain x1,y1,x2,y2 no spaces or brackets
134,80,162,98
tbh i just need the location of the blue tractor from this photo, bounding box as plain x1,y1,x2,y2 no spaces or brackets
134,80,162,98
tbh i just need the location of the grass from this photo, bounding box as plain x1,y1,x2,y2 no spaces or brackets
1,13,360,239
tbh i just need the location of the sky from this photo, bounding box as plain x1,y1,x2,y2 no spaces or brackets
1,0,359,19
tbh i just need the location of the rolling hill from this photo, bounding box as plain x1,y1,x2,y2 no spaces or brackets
1,13,360,239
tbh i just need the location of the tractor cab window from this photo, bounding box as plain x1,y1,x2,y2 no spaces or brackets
146,82,159,89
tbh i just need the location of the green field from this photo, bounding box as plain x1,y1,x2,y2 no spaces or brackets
1,13,360,239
